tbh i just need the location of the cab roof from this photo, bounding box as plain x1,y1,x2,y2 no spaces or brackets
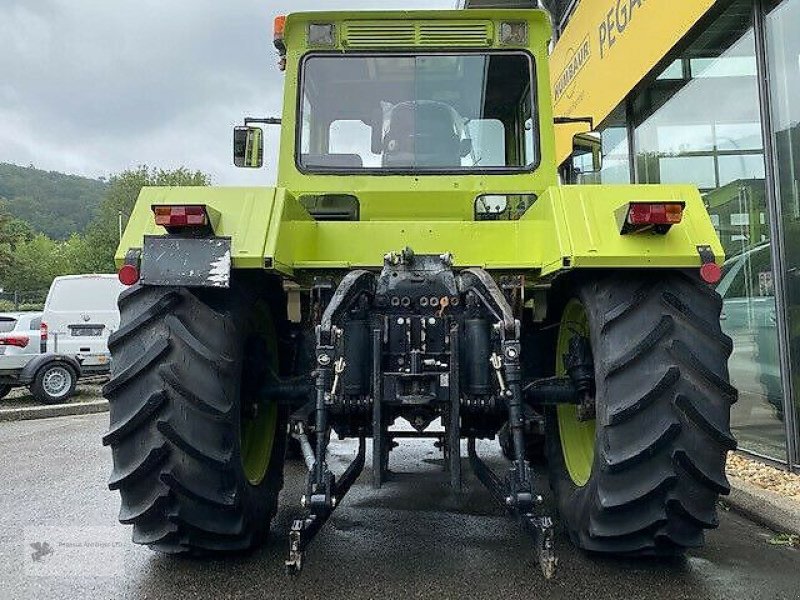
284,9,552,29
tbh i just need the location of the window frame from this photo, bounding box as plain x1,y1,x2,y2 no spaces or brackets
295,50,541,176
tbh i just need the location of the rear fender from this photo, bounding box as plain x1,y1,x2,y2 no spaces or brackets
115,186,313,272
522,184,725,276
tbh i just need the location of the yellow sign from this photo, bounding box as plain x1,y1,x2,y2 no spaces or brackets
551,0,718,161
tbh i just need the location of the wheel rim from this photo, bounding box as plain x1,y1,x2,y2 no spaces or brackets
556,299,596,487
42,366,72,399
241,400,278,485
240,305,279,485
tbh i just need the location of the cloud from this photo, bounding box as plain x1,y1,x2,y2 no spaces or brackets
0,0,454,184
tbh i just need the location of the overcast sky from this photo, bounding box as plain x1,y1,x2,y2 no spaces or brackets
0,0,453,185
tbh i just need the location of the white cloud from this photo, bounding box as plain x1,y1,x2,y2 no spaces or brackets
0,0,453,184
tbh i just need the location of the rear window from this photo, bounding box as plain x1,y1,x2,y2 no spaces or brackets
46,278,123,312
0,318,17,333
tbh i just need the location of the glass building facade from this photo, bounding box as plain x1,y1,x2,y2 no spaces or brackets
564,0,799,468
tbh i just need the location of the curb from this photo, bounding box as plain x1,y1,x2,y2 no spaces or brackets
0,399,109,422
723,475,800,536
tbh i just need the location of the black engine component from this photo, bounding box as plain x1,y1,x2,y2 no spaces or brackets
374,250,459,407
286,248,556,578
342,318,371,396
464,316,492,395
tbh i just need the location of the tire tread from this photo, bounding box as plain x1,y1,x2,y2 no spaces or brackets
548,272,735,555
104,282,286,554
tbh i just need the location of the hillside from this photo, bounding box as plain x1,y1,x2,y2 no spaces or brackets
0,163,108,240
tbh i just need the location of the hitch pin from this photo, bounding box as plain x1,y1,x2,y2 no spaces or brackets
437,296,450,318
330,357,346,397
489,353,507,393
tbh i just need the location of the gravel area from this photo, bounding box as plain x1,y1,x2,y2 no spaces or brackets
0,379,107,408
726,452,800,502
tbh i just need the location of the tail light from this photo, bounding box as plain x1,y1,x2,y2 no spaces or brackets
700,262,722,284
154,205,207,227
0,335,30,348
619,202,685,234
152,204,217,235
698,245,722,284
118,264,140,286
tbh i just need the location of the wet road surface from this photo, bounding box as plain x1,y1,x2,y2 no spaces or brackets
0,413,798,600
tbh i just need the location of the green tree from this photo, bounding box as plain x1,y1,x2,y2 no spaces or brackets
0,162,107,239
1,233,61,292
82,166,211,272
0,208,37,288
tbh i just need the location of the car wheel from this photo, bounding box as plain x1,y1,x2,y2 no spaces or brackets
31,363,78,405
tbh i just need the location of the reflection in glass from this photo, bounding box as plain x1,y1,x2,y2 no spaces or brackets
768,0,800,462
632,0,786,459
597,104,632,184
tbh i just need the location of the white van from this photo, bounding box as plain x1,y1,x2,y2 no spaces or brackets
42,275,125,374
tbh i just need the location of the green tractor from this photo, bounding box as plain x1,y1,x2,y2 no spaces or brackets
104,8,736,578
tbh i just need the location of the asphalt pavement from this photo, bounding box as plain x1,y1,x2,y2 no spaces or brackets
0,413,798,600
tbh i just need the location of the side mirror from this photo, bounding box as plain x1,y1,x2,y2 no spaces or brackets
459,138,473,158
573,131,603,172
565,130,603,184
233,126,264,168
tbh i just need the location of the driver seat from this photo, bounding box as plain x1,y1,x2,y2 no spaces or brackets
382,101,463,168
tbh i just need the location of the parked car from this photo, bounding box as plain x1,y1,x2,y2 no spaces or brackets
0,311,80,404
717,243,784,419
0,275,125,405
0,312,44,399
42,274,125,375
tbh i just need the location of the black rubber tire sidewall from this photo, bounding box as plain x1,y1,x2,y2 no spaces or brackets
545,271,735,555
104,278,288,554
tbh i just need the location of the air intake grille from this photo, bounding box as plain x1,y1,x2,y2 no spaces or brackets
418,23,492,47
343,21,493,48
344,23,416,48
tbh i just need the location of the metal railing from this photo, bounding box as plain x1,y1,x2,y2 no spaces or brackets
0,290,48,312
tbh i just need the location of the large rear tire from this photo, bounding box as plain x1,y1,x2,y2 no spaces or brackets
103,280,288,554
546,271,736,555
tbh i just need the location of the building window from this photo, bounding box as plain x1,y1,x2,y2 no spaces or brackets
767,0,800,464
563,103,632,185
630,0,786,460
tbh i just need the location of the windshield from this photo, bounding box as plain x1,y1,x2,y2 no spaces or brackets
298,53,537,173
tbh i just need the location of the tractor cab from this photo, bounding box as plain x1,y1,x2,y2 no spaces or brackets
235,10,559,221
